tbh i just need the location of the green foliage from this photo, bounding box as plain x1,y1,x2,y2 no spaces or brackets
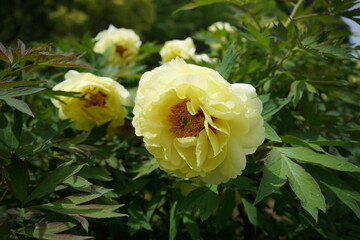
1,0,360,239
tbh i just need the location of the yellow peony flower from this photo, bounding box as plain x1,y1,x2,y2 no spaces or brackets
132,58,265,184
93,25,141,65
159,37,196,63
52,70,131,131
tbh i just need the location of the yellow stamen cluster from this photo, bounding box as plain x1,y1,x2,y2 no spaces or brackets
82,91,107,107
168,101,205,138
116,45,127,57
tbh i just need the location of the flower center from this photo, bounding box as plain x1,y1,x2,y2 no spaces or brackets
116,45,127,57
168,101,205,138
82,90,107,107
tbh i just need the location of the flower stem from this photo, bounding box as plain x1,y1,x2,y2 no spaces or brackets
230,0,262,31
285,0,305,28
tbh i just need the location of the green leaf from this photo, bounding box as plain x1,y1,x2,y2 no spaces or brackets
182,213,202,240
82,121,111,144
174,0,229,13
40,202,125,219
27,161,86,202
276,147,360,172
242,197,259,226
37,192,124,231
309,167,360,218
128,203,152,235
133,158,159,180
63,176,92,192
264,122,282,142
5,155,29,204
227,176,257,192
0,81,45,89
16,222,92,240
216,42,238,80
0,113,19,156
169,199,180,240
281,135,324,152
255,149,287,204
0,87,45,97
288,81,306,106
283,156,326,221
215,188,235,233
2,97,34,117
77,166,113,181
262,97,290,120
270,20,288,42
177,185,218,221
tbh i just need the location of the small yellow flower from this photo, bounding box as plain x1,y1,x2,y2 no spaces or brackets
93,25,141,65
132,58,265,184
52,70,131,131
160,37,196,63
208,21,236,33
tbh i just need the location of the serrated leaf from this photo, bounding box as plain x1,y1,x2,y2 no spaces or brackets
283,156,326,221
215,188,235,232
264,122,282,142
276,147,360,172
177,186,218,221
262,97,290,120
255,149,287,204
27,161,86,202
216,42,238,80
16,222,92,240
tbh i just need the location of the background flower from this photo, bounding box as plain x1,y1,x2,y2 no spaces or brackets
132,58,264,184
159,37,196,62
52,70,131,131
93,25,141,65
208,21,236,33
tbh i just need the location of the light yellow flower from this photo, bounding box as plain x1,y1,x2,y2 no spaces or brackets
132,58,264,184
160,37,196,63
208,21,236,33
93,25,141,65
52,70,131,131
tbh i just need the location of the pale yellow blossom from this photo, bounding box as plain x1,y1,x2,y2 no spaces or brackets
208,21,236,33
132,58,264,184
52,70,131,131
160,37,196,62
93,25,141,65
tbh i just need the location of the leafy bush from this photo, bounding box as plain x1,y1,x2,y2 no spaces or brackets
1,0,360,239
